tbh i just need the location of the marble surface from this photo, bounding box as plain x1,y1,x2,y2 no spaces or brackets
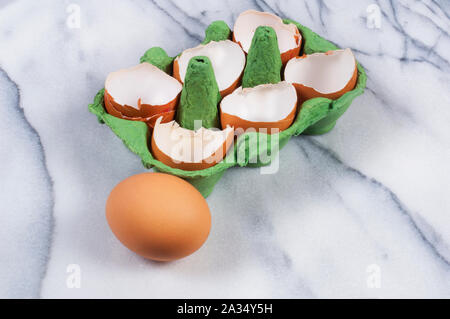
0,0,449,298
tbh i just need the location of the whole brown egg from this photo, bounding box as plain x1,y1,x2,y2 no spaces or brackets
106,172,211,261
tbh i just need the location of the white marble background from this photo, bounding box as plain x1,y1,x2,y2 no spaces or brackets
0,0,449,298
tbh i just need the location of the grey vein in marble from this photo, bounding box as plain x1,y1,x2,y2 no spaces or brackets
0,67,54,298
302,137,450,266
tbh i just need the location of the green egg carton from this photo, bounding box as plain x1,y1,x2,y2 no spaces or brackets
89,19,366,197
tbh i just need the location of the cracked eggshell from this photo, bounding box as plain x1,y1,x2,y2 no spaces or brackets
284,48,357,103
104,62,182,119
173,40,245,97
233,10,301,65
151,117,234,171
220,81,297,133
104,90,175,128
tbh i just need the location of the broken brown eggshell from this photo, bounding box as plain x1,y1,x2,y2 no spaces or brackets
284,48,357,103
233,10,301,65
220,81,298,134
151,117,234,171
104,90,176,128
173,40,246,98
104,62,182,128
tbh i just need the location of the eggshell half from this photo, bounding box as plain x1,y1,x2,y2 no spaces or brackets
233,10,301,65
151,117,234,171
104,90,175,128
284,48,357,103
220,81,297,133
106,172,211,261
104,62,182,118
173,40,245,97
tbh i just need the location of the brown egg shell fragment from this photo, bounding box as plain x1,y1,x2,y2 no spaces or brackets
105,89,180,119
219,72,242,97
104,90,175,129
285,49,358,103
281,36,301,65
233,30,301,66
173,58,240,98
104,62,182,121
172,58,182,83
219,81,298,134
220,104,297,134
173,40,246,98
232,10,302,65
151,118,234,171
151,132,234,171
292,66,357,103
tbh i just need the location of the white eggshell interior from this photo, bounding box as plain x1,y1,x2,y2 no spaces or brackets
153,118,233,163
176,40,245,92
284,48,356,94
233,10,300,54
105,62,182,109
220,81,297,122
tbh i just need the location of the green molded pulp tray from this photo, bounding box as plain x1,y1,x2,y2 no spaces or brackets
89,19,366,197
